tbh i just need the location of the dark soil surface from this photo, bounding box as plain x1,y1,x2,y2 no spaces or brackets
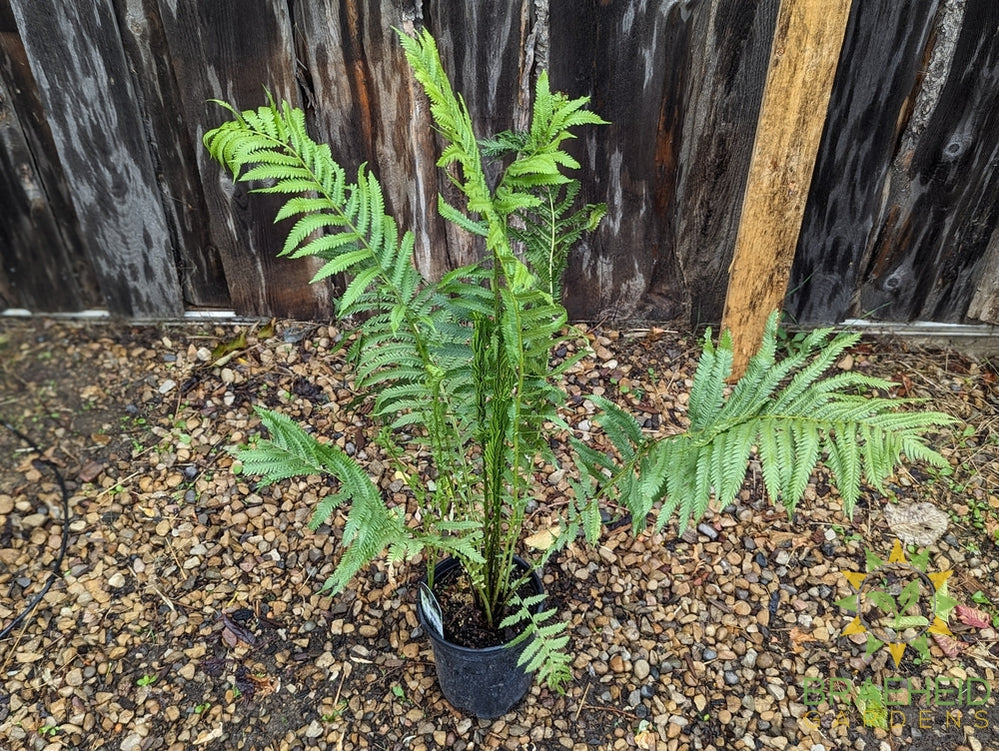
1,317,997,751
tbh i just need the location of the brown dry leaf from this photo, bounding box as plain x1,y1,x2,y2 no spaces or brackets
788,627,818,653
194,726,224,746
932,632,963,658
247,673,280,698
884,502,949,546
955,604,992,629
221,627,240,648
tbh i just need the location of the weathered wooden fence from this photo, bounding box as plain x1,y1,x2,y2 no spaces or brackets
1,0,998,328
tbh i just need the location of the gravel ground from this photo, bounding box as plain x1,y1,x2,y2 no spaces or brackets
1,317,997,751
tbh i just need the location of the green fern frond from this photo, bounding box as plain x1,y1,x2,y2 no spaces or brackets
597,312,957,529
499,594,573,693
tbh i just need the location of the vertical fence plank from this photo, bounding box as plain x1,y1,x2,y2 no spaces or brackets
8,0,182,317
551,0,686,321
157,0,332,319
111,0,229,309
967,225,999,324
551,0,777,325
0,13,99,311
291,0,451,283
426,0,538,270
0,68,73,309
856,0,999,322
668,0,779,326
786,0,939,324
721,0,853,376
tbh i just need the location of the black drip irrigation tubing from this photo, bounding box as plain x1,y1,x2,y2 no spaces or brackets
0,422,72,640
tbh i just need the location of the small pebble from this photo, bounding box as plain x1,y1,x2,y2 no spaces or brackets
633,658,650,680
723,671,740,686
697,523,718,541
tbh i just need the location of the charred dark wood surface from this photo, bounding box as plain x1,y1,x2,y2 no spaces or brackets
8,0,181,317
156,0,332,319
0,17,99,311
0,0,997,325
854,0,999,323
112,0,230,310
552,0,777,325
787,0,940,324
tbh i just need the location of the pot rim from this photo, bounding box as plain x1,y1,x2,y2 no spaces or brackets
416,555,544,654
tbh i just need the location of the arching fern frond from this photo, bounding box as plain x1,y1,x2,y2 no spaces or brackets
593,312,957,529
234,408,418,596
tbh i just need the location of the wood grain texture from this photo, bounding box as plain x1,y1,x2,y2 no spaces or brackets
786,0,939,324
8,0,182,317
856,0,999,322
967,224,999,324
721,0,853,375
551,0,680,321
157,0,332,319
2,0,998,325
551,0,777,325
290,0,450,283
111,0,229,309
0,66,70,308
666,0,778,326
0,24,99,311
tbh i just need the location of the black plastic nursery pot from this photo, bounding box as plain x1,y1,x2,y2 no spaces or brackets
416,556,545,719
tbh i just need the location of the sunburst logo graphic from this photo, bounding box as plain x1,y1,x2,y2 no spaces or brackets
836,540,957,667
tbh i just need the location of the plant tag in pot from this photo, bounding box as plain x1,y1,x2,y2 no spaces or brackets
419,583,444,640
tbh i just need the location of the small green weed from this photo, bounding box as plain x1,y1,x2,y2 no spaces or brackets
320,702,347,723
136,674,157,687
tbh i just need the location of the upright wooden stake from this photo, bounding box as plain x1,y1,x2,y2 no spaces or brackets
721,0,853,377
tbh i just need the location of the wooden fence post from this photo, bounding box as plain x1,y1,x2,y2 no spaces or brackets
721,0,853,377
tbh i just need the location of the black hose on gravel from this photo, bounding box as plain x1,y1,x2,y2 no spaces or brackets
0,422,72,640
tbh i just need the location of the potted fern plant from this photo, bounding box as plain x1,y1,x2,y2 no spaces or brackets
206,28,609,716
204,28,955,717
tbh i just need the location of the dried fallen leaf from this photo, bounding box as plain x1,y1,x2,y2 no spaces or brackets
194,725,224,746
788,627,819,653
931,631,962,658
221,627,239,649
247,673,280,698
525,526,560,551
955,604,992,629
884,502,949,546
220,612,257,646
